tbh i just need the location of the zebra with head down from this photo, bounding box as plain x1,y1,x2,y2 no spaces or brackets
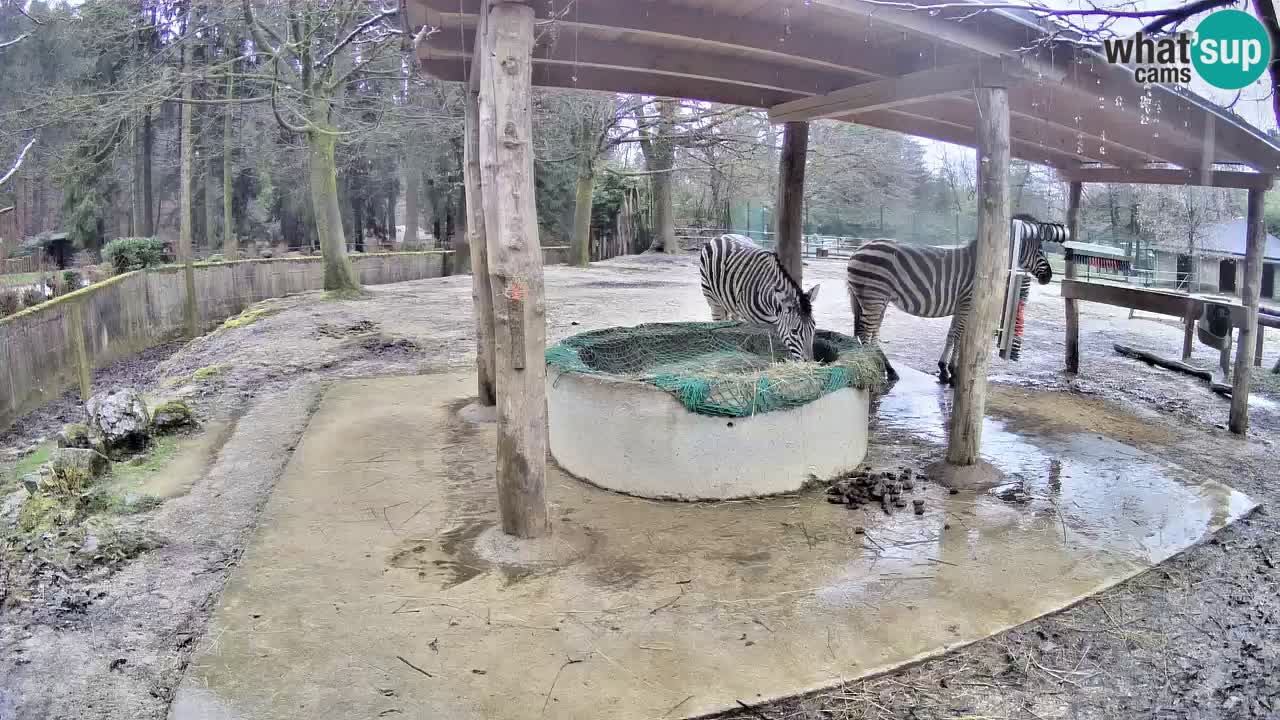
699,234,821,362
846,214,1066,385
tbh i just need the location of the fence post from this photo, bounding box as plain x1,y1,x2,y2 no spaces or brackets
68,300,92,402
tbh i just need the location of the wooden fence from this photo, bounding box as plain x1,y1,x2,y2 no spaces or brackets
1,248,569,431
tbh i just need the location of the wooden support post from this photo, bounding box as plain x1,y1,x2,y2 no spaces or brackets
946,87,1010,466
1063,181,1082,374
464,7,497,407
1182,302,1198,361
68,301,91,402
1229,188,1266,435
1255,325,1264,367
479,0,549,538
775,121,808,283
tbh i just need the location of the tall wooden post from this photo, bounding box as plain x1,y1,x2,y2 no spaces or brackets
1229,187,1267,434
479,0,549,538
1063,181,1082,374
464,7,497,407
946,87,1010,466
775,121,808,283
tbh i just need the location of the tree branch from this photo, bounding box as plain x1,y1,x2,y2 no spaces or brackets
0,136,37,188
317,8,399,68
0,32,30,50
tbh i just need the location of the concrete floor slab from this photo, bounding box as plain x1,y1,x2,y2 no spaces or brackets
171,370,1255,720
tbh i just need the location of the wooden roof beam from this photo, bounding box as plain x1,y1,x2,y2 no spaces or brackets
417,0,966,80
769,58,1057,123
425,27,871,98
850,108,1082,170
1058,167,1274,190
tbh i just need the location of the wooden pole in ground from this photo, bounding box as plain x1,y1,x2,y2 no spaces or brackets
1255,325,1264,367
464,3,496,407
1229,187,1267,434
1063,181,1082,374
946,86,1010,466
1182,302,1198,361
775,121,808,284
479,0,549,538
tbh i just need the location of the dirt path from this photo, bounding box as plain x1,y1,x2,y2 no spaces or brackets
1,253,1278,719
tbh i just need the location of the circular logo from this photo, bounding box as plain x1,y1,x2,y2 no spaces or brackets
1192,10,1272,90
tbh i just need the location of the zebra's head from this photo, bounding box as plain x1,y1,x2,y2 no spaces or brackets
1012,213,1063,286
775,281,821,361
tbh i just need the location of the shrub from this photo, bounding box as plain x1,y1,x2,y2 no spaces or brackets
62,269,83,291
102,237,168,274
0,288,20,317
20,286,45,308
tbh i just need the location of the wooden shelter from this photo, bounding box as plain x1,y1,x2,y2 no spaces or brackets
406,0,1280,536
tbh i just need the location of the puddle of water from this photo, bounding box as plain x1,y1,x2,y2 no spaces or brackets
866,367,1251,570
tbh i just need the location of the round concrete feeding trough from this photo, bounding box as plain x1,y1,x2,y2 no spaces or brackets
545,322,882,501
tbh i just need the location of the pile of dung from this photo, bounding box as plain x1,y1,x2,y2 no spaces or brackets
826,465,930,516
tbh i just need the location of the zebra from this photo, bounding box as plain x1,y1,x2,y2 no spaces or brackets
846,214,1065,385
699,234,821,362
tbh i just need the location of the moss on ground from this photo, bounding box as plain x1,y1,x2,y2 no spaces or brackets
192,364,229,381
323,287,370,301
220,303,280,329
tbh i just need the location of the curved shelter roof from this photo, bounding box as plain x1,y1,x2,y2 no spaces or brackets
409,0,1280,176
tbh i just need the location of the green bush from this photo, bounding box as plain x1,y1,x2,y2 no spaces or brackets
62,269,83,291
102,237,168,274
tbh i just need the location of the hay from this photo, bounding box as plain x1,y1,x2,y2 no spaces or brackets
545,322,886,418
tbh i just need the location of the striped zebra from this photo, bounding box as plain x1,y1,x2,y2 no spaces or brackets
846,214,1065,385
699,234,821,362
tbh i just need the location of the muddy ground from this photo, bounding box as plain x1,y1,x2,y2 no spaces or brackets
1,253,1278,719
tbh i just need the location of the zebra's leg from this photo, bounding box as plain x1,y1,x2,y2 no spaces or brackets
937,314,963,385
859,300,898,384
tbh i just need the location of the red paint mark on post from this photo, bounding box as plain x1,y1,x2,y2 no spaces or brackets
506,281,525,302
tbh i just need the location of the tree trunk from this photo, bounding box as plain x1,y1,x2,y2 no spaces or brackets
142,110,154,237
131,118,144,236
178,40,197,339
1064,181,1083,373
352,194,365,253
570,152,594,266
1230,189,1267,434
223,75,237,259
464,73,495,404
479,1,549,538
403,163,420,247
775,121,808,284
205,145,218,254
946,86,1010,467
385,177,397,250
308,129,362,294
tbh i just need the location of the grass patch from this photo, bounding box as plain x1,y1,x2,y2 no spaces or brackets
0,272,41,288
221,303,280,329
192,363,229,381
12,442,52,480
110,435,179,485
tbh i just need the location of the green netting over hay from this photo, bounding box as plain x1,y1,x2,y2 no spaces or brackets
545,321,886,418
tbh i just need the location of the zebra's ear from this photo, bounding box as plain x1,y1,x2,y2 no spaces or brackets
806,284,820,302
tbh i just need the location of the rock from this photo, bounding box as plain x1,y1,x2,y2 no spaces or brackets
913,499,926,515
87,388,150,455
21,472,44,494
48,447,111,492
1,489,26,528
57,423,92,449
151,400,196,433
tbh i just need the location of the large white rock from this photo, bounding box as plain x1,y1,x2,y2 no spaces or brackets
87,388,151,453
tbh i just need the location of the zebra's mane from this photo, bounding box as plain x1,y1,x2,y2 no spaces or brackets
770,251,812,316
